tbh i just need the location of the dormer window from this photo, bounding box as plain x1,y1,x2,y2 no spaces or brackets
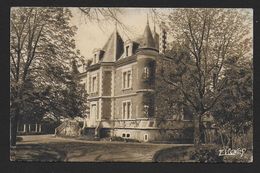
93,54,97,64
126,46,129,57
82,62,86,72
124,40,133,57
92,49,104,64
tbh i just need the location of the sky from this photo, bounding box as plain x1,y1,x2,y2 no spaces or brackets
69,8,172,59
69,8,253,60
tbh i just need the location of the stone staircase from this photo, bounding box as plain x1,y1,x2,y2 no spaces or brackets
55,120,82,137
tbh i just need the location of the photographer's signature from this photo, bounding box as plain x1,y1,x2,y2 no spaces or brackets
219,147,247,157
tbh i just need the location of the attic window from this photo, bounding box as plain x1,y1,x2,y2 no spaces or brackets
125,41,133,57
126,46,129,57
93,54,97,64
82,63,86,72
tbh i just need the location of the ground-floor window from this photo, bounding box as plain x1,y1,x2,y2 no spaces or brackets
122,133,131,138
91,103,98,120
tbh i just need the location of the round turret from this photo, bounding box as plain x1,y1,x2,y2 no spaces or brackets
136,50,157,90
135,49,158,118
135,19,159,118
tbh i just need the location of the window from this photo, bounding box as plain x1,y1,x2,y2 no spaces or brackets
143,67,150,79
127,72,131,87
148,121,154,127
82,63,85,72
91,103,98,120
122,70,132,89
123,72,127,89
144,134,148,141
93,54,97,64
91,76,97,93
122,133,130,138
124,41,133,57
123,102,127,118
144,105,149,117
93,54,96,64
126,46,129,57
122,101,132,119
127,103,131,119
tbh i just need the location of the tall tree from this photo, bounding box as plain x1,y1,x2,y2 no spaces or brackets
156,9,252,147
10,7,84,146
213,56,253,148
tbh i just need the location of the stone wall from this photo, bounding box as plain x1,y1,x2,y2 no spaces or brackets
102,98,112,119
112,127,193,143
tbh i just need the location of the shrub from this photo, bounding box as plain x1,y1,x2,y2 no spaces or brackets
109,136,140,143
16,136,23,142
125,138,140,143
190,148,224,163
110,136,125,142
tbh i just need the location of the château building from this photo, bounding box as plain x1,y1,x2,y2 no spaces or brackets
77,20,193,142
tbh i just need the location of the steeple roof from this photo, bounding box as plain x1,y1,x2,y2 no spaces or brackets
101,29,124,62
138,20,156,49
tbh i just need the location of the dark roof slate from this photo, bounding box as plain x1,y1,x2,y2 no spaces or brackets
101,30,124,62
138,22,156,49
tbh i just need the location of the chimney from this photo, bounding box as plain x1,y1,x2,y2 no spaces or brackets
159,23,167,54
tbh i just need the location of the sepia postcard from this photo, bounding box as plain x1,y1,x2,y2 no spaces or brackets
10,7,253,163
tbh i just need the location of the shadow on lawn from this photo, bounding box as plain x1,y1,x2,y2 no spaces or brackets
12,141,172,162
152,146,195,162
13,143,69,161
13,142,111,162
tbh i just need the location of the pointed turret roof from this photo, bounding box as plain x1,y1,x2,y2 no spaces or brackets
101,28,124,62
138,19,156,49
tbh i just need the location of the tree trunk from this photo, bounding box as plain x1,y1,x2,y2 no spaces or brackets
219,131,225,147
194,115,201,148
230,131,233,148
10,107,19,146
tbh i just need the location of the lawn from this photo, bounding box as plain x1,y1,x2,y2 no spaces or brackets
10,135,193,162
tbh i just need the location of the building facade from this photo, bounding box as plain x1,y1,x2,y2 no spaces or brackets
77,21,193,142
